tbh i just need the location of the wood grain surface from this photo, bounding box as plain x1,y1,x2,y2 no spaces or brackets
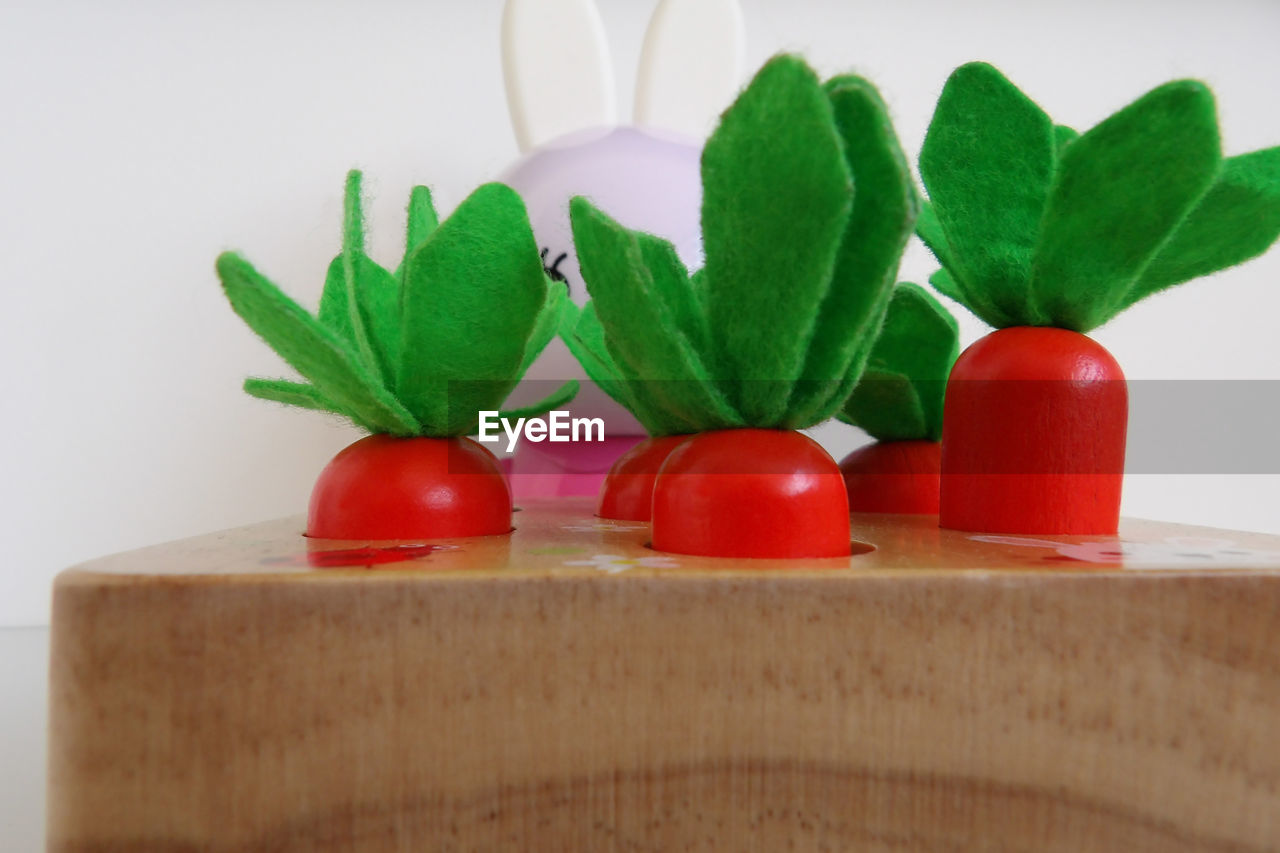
47,499,1280,851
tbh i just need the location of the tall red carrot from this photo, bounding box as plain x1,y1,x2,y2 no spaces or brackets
918,63,1280,534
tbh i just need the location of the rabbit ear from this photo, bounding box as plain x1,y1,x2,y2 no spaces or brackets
633,0,745,139
502,0,618,153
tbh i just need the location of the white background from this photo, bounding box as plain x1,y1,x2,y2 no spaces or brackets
3,0,1279,843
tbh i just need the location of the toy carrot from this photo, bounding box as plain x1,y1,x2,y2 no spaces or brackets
838,282,958,514
919,63,1280,533
218,170,575,540
565,55,917,556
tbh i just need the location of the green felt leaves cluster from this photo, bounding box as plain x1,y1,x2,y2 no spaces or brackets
920,62,1280,332
218,170,576,437
565,55,918,435
839,283,958,442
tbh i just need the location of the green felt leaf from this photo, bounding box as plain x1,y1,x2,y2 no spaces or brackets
217,252,420,436
497,379,580,421
786,75,918,428
917,203,1013,329
317,253,402,389
1121,146,1280,310
1054,124,1079,152
920,62,1055,327
314,174,403,389
928,267,967,307
342,169,366,256
637,233,709,358
405,185,439,255
338,171,385,378
563,302,677,435
397,182,548,435
838,369,926,443
571,197,739,434
566,302,620,385
915,203,958,272
243,377,356,422
689,266,707,302
556,292,580,336
317,255,353,336
562,303,649,425
700,54,853,425
1030,80,1222,331
396,185,440,280
849,282,958,441
517,279,572,377
917,204,1000,322
557,298,583,334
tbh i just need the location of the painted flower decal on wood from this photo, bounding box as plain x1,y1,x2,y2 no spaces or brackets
564,553,680,574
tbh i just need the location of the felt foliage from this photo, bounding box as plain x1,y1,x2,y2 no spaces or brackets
565,55,917,435
839,283,959,442
219,171,576,437
919,62,1280,332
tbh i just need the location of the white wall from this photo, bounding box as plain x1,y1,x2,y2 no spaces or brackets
3,0,1278,626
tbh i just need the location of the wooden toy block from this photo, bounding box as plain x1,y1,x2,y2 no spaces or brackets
47,499,1280,851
